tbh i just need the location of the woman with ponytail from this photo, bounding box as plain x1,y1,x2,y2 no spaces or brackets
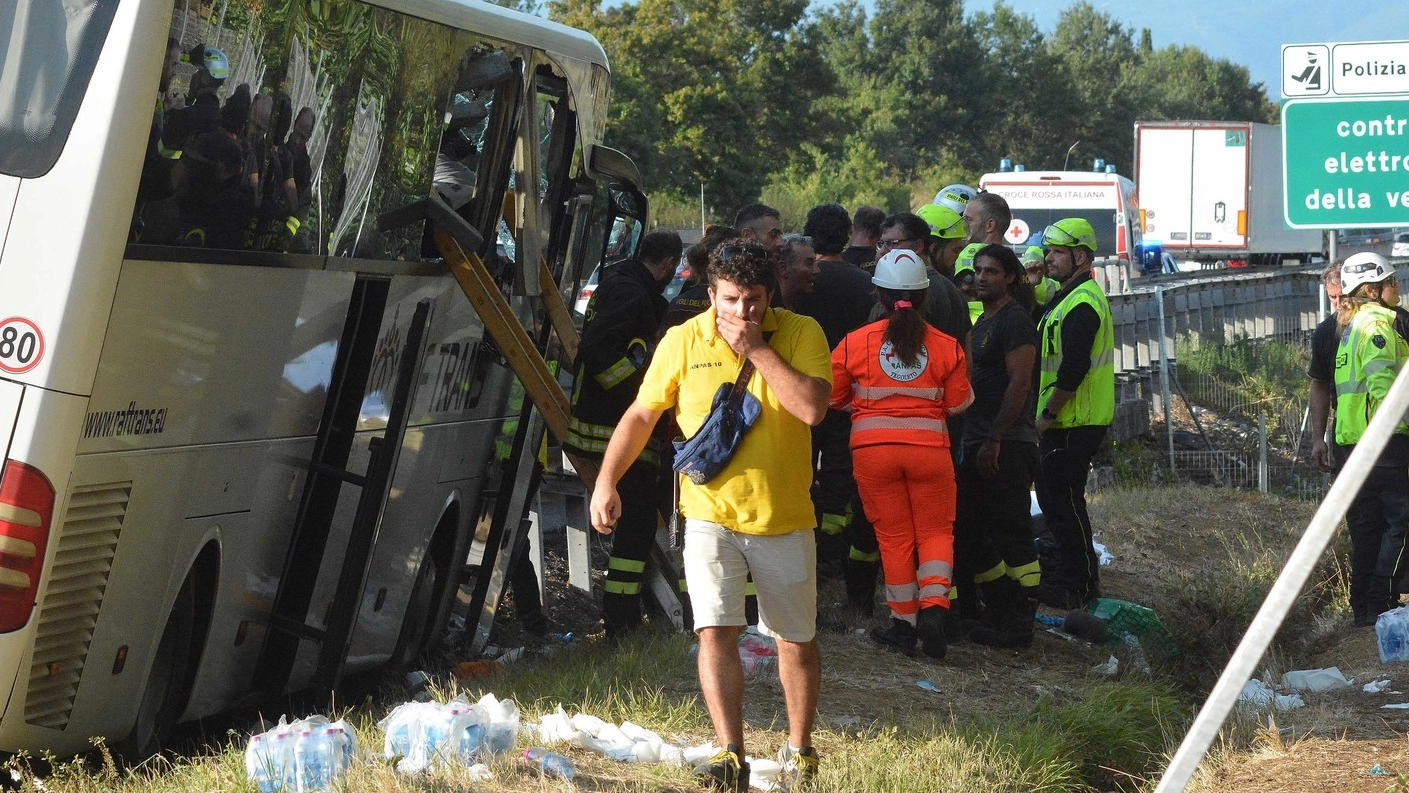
829,249,973,659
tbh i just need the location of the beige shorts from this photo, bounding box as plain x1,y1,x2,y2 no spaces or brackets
683,519,817,643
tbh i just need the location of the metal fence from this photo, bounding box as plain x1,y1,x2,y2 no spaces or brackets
1097,263,1345,497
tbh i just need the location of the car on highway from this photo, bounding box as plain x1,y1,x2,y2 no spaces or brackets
1393,232,1409,259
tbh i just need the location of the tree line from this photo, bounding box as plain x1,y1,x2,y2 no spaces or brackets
543,0,1276,225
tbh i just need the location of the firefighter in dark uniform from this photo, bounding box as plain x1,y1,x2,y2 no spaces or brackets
567,229,683,638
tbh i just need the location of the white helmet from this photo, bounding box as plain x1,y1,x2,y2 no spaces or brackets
1342,252,1395,295
933,183,977,214
872,249,929,290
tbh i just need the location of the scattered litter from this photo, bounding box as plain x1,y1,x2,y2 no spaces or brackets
1091,656,1119,676
1282,666,1353,693
466,763,493,781
452,659,503,682
534,706,684,764
1379,606,1409,664
693,628,780,676
405,670,431,691
1121,633,1152,676
749,758,783,790
497,647,526,664
1364,679,1393,694
1369,763,1393,776
1237,678,1304,711
738,629,778,675
1092,541,1115,566
1381,702,1409,710
917,680,941,694
1034,613,1064,629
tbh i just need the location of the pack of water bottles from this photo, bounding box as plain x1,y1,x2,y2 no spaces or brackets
378,692,520,774
245,715,359,793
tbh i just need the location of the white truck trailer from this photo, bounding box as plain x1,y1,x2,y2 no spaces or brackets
1134,121,1323,269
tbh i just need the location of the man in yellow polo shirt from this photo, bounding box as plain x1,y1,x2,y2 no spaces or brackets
591,240,831,792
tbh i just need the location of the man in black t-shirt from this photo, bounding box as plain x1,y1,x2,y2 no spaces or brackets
1308,263,1345,473
793,204,880,610
955,245,1043,648
842,205,883,267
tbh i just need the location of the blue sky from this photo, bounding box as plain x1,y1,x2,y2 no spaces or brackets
953,1,1409,99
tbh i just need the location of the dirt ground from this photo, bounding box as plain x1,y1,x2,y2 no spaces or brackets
475,480,1409,790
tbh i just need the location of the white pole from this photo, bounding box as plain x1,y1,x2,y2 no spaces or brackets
1155,362,1409,792
700,182,706,233
1156,286,1174,471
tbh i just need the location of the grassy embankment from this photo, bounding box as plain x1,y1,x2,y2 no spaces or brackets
9,484,1341,793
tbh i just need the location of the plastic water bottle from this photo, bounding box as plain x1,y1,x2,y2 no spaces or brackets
246,733,279,793
423,709,452,763
272,730,297,792
386,717,414,760
461,721,485,761
296,728,330,791
524,747,575,780
1378,607,1409,663
323,726,349,780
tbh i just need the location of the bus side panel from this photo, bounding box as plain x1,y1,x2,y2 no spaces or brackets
283,275,517,685
81,262,356,452
37,440,312,745
0,0,165,396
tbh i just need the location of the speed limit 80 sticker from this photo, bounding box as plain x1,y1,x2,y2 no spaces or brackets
0,318,45,374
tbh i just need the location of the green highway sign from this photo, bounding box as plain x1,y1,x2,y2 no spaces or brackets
1282,96,1409,228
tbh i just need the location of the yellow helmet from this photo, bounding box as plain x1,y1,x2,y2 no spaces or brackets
915,204,967,241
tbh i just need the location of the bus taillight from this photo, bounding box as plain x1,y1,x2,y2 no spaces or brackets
0,461,55,633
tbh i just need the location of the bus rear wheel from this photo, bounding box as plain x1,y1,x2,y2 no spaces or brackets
390,551,443,670
120,578,195,763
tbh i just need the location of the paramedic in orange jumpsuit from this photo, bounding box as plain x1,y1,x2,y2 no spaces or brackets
829,248,973,660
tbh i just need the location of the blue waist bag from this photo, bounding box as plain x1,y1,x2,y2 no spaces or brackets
673,366,762,485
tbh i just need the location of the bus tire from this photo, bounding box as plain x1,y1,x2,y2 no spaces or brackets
119,576,195,763
390,512,459,670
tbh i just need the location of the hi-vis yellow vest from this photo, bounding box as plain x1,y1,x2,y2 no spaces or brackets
1037,279,1115,428
1334,303,1409,446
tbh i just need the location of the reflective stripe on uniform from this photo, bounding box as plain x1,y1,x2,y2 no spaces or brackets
1008,560,1041,588
604,580,642,595
917,559,953,582
851,416,948,435
974,561,1008,584
608,556,646,573
918,583,950,600
820,513,848,536
595,355,638,390
885,582,919,603
849,546,880,563
852,385,942,401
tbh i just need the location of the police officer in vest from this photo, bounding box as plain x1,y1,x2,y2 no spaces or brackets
1333,252,1409,627
566,229,683,639
1033,218,1114,611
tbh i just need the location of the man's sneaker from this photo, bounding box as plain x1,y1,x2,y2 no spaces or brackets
694,744,750,791
870,617,917,657
776,745,819,791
